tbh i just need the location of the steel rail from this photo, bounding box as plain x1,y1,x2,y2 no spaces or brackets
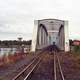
12,49,45,80
12,55,41,80
53,51,65,80
24,59,41,80
56,53,65,80
54,51,57,80
12,59,36,80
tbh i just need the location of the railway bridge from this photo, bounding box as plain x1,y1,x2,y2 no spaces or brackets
31,19,70,52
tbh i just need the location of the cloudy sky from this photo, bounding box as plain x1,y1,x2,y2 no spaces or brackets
0,0,80,40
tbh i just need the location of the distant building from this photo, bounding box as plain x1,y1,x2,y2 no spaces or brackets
73,40,80,46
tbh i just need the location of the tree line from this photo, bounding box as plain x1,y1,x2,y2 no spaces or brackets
0,40,31,47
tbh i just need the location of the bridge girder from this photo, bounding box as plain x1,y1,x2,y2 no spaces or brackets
31,19,70,52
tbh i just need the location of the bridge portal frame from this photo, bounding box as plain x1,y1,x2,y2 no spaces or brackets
31,19,70,52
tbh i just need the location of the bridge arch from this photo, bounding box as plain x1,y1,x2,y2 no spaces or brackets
58,24,64,50
37,24,48,49
39,24,48,36
31,19,69,52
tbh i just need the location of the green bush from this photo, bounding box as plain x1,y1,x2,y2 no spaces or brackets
73,45,80,53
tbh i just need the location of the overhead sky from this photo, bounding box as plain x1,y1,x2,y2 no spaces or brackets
0,0,80,40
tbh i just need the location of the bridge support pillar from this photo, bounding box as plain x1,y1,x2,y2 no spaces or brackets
31,20,38,52
64,21,70,52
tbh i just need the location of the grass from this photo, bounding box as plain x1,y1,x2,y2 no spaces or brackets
70,48,80,69
0,77,4,80
71,45,80,55
0,53,28,67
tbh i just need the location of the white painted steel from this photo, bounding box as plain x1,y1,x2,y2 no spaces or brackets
64,21,70,51
31,19,70,52
31,20,38,52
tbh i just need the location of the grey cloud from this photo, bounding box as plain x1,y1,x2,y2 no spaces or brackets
0,0,80,40
0,30,32,40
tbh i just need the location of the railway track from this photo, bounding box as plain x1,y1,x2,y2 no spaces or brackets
54,51,65,80
12,50,65,80
12,53,43,80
